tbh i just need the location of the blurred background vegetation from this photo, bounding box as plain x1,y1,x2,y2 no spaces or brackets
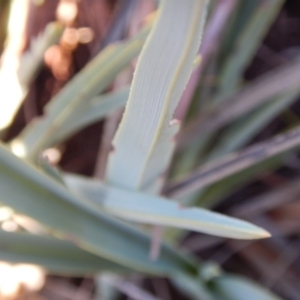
2,0,300,299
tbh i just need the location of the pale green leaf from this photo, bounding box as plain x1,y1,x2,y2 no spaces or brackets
107,0,209,192
0,142,196,276
65,174,270,240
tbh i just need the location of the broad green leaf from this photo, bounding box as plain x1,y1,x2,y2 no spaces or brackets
12,25,150,159
0,142,196,276
211,275,282,300
107,0,210,192
0,231,130,275
65,174,270,240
